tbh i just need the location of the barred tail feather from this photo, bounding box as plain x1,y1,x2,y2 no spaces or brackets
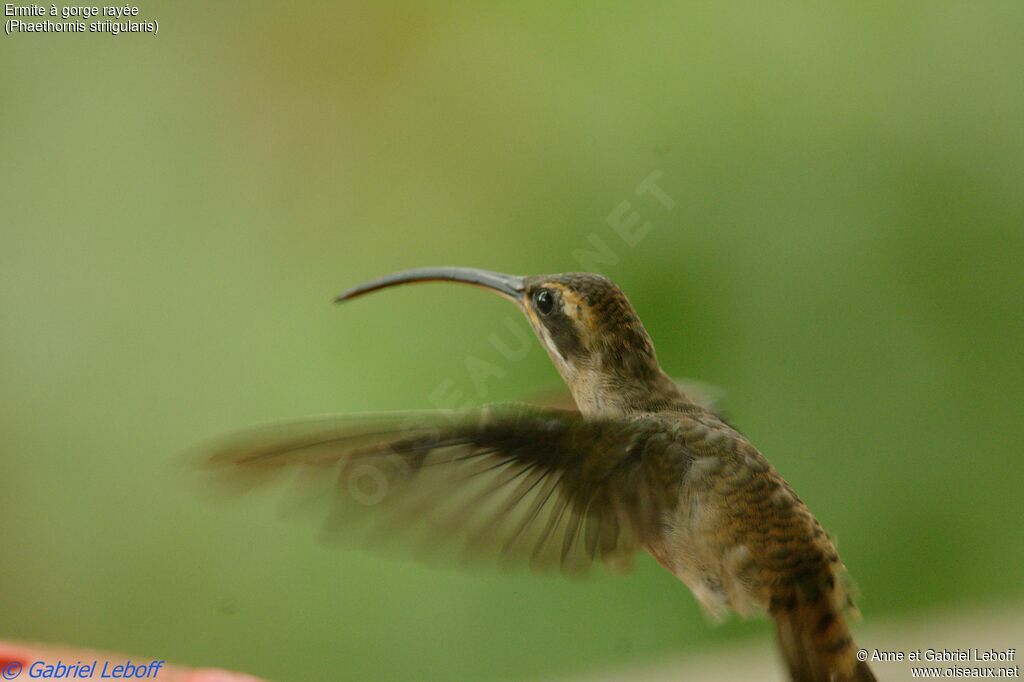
770,582,875,682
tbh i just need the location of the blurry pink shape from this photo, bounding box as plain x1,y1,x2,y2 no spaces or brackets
183,670,267,682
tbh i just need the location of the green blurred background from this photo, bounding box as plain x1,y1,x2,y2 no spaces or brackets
3,2,1023,680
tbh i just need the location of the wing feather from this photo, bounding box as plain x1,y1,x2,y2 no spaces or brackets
200,405,693,574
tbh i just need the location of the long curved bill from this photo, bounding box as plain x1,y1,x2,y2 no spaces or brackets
336,267,526,303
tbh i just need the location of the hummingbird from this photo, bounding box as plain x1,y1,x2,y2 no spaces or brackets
205,267,875,682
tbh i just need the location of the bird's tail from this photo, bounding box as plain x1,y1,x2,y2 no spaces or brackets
770,576,876,682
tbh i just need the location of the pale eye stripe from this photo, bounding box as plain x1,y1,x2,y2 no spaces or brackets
556,288,593,348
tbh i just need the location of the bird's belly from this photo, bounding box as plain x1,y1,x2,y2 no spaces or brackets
648,490,767,619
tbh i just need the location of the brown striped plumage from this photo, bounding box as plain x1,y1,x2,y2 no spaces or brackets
203,267,874,682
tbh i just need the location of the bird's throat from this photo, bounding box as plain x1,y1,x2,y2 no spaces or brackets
567,366,685,417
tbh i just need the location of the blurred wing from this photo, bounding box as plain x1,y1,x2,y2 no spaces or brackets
201,405,692,574
671,378,726,416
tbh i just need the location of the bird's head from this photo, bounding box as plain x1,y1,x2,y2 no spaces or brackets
337,267,681,414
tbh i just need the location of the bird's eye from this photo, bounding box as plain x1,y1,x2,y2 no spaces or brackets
534,289,556,316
